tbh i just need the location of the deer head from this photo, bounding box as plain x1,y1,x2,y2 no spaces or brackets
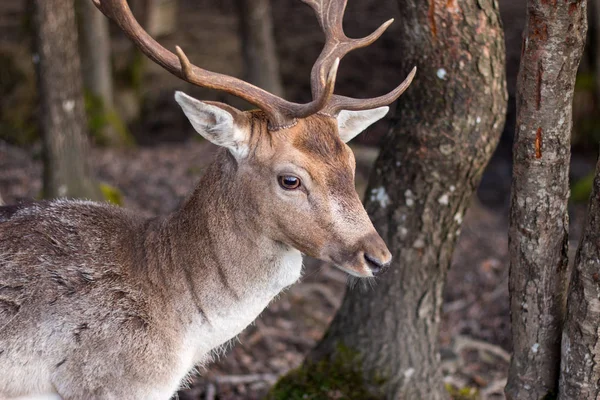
92,0,415,277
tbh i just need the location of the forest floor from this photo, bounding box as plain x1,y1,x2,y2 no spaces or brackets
1,0,598,399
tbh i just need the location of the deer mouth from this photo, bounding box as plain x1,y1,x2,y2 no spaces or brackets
334,263,374,278
329,250,391,278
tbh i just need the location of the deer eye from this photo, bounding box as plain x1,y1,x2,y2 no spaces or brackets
278,175,301,190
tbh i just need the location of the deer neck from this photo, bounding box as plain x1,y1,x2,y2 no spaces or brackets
149,150,303,353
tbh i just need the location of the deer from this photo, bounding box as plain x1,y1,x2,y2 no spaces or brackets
0,0,415,398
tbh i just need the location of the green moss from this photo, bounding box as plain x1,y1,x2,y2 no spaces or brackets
106,109,135,146
575,73,596,92
445,384,479,400
577,115,600,145
99,183,123,206
115,51,145,95
266,344,384,400
85,91,106,138
571,172,595,204
129,52,146,94
84,90,134,147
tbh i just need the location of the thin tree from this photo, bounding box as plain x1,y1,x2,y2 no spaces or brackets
236,0,284,96
559,155,600,399
32,0,101,200
77,0,129,147
269,0,506,398
505,1,587,399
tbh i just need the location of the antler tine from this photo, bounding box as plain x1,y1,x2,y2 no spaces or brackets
357,18,395,48
303,0,416,116
174,46,194,80
93,0,337,130
325,66,417,115
302,0,393,98
301,57,340,116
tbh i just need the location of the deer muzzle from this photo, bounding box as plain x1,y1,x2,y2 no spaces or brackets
325,231,392,278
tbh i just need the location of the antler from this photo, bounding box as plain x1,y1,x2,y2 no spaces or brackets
301,0,416,116
91,0,339,130
93,0,413,128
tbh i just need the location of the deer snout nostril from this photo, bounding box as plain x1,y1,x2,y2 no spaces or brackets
363,253,391,276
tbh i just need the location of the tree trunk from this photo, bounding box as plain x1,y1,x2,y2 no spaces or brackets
559,153,600,399
505,1,587,399
268,1,506,398
236,0,284,96
33,0,101,200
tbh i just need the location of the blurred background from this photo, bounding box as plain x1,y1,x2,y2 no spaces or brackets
0,0,599,399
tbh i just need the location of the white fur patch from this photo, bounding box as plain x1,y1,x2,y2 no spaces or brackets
177,249,303,378
175,91,249,159
335,264,373,278
272,249,304,290
9,395,62,400
337,107,389,143
206,248,302,346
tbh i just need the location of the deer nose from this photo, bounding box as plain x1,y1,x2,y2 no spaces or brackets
363,252,392,276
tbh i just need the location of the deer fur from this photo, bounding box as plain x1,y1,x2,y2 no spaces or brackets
0,93,392,400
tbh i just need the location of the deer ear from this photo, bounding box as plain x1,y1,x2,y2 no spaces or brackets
175,91,250,159
336,107,390,143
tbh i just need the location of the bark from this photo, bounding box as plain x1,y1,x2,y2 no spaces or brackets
271,1,507,398
33,0,101,200
236,0,284,97
506,1,587,399
559,154,600,400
